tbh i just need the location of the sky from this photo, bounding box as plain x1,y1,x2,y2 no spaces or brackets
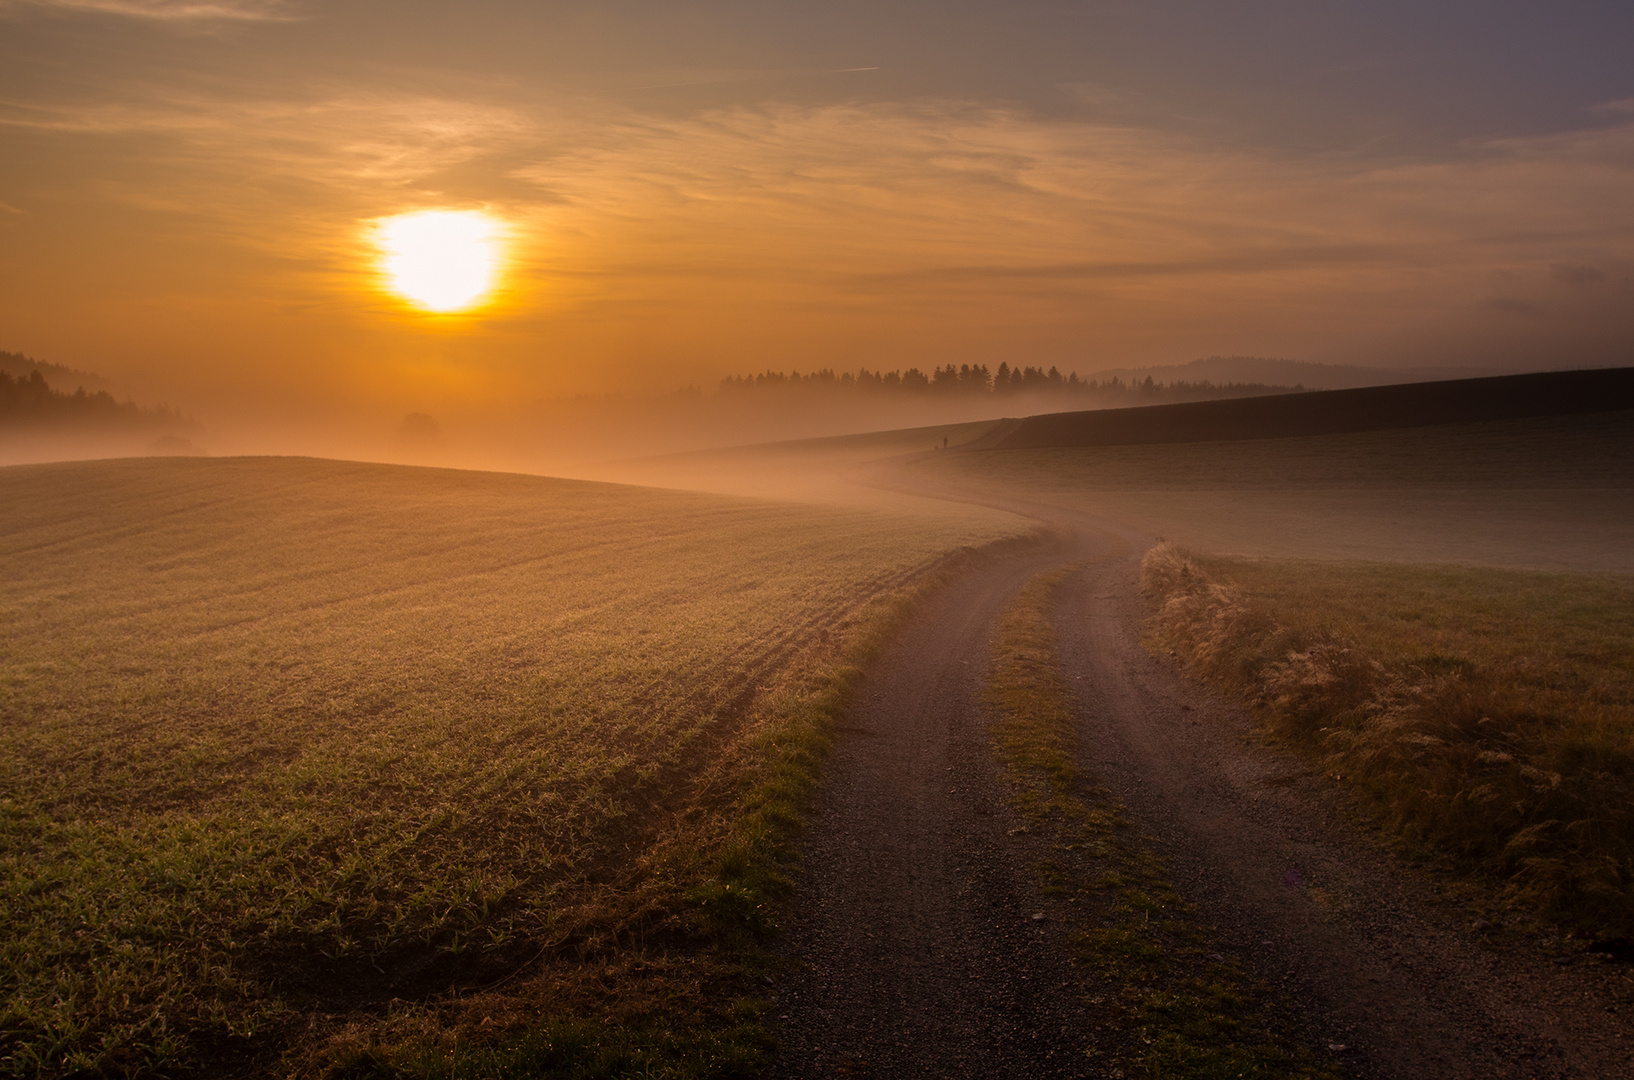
1,0,1631,427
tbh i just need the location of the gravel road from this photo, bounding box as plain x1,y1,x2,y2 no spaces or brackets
768,543,1105,1079
768,500,1633,1079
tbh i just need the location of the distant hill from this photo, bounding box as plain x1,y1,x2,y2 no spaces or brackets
1078,356,1507,391
975,367,1634,450
0,350,115,393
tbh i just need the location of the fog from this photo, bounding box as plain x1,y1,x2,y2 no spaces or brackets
0,355,1326,473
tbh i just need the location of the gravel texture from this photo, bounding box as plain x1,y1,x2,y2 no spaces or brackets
769,549,1100,1079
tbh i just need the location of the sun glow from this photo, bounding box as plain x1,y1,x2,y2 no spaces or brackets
374,210,503,312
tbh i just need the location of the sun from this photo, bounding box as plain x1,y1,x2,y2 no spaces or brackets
373,210,503,313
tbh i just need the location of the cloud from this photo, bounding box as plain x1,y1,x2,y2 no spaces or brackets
5,85,1633,391
37,87,1613,315
13,85,1632,294
1551,263,1606,286
0,88,537,247
2,0,290,20
509,102,1634,293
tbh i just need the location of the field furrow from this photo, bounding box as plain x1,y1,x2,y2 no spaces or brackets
0,455,1023,1077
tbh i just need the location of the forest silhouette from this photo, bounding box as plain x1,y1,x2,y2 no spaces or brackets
0,369,190,430
718,361,1295,405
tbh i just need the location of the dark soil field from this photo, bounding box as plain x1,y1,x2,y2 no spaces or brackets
907,408,1634,572
976,366,1634,450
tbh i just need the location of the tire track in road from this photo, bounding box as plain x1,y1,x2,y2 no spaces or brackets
768,540,1111,1080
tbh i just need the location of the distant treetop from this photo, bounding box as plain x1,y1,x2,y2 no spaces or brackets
718,363,1297,404
0,349,114,393
0,367,190,431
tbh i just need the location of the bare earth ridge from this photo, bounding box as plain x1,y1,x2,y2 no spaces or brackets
768,498,1633,1078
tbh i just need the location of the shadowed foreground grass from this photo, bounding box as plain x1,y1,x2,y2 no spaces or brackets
986,565,1331,1080
1142,545,1634,938
0,456,1023,1078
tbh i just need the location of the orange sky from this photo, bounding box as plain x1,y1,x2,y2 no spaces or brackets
2,1,1631,430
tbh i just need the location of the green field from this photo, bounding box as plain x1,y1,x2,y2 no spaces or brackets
0,456,1021,1077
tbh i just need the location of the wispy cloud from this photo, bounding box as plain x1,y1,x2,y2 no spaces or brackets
2,0,291,21
0,87,536,249
512,103,1634,290
489,101,1634,373
1551,263,1606,286
15,83,1631,282
5,85,1632,385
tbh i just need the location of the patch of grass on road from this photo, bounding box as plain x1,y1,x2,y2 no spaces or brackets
987,567,1332,1080
0,456,1022,1079
1141,544,1634,938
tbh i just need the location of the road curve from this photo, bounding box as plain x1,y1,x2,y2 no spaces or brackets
1055,549,1631,1079
768,479,1633,1079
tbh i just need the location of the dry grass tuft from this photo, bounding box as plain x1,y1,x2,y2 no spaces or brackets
1142,543,1634,936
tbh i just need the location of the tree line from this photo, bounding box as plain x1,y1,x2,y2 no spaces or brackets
719,363,1299,403
0,368,189,429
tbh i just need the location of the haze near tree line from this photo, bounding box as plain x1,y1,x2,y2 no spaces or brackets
1,0,1631,461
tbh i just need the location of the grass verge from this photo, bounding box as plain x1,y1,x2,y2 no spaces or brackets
986,566,1333,1080
1140,543,1634,940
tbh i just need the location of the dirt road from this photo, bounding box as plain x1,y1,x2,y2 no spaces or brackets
769,543,1104,1079
769,500,1633,1078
